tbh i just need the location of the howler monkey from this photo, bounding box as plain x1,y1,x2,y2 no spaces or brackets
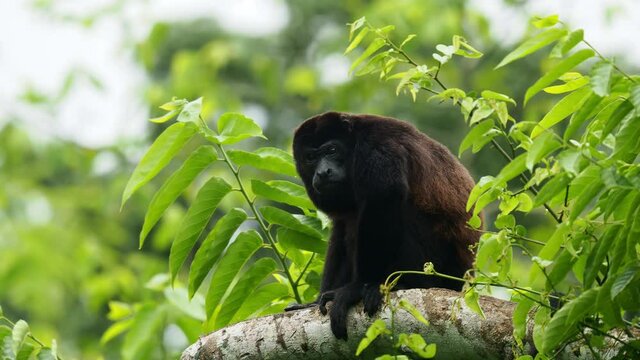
291,112,479,340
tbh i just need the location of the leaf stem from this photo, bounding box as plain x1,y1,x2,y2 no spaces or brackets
582,40,637,84
215,143,302,303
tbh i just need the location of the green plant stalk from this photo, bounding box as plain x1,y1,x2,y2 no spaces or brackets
582,39,637,84
215,143,303,303
384,269,556,301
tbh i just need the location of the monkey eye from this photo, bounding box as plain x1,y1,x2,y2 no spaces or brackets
304,152,317,162
326,145,337,154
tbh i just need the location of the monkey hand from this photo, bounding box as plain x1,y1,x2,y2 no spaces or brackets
318,283,363,340
362,283,383,316
284,301,318,311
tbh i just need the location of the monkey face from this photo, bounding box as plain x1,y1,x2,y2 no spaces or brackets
303,140,350,194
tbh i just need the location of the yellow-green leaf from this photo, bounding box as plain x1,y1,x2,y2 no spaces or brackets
464,287,485,319
530,87,591,138
213,258,278,329
139,146,217,248
121,122,197,207
169,177,232,283
205,230,263,319
188,208,248,297
495,28,567,69
227,147,297,177
524,49,594,105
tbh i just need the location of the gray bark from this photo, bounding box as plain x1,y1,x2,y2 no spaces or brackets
181,288,526,359
180,288,624,360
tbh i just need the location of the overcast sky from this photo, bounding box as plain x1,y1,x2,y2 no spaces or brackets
0,0,638,148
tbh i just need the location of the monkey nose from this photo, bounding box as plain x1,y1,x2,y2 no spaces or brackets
317,168,332,179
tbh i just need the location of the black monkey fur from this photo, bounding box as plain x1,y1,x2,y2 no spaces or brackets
291,112,479,339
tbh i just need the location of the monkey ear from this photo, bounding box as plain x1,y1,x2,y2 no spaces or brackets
339,114,353,132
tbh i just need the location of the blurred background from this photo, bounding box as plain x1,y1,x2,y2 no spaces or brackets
0,0,638,358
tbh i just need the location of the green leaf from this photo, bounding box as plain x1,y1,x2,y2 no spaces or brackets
213,258,278,329
495,153,527,184
396,334,436,358
481,90,516,105
398,299,429,325
159,97,188,111
231,283,289,323
251,180,315,210
176,97,203,123
466,176,495,211
532,306,550,351
534,172,572,206
139,146,217,248
550,29,583,58
169,177,232,283
348,17,366,39
532,14,559,28
611,265,639,299
356,319,388,356
512,297,534,344
495,213,515,229
613,114,640,161
260,206,323,238
163,287,205,321
399,34,417,49
464,287,485,319
277,228,327,254
211,113,265,145
590,61,614,96
452,35,483,58
107,301,134,321
526,132,562,170
492,101,510,127
356,51,390,77
601,100,634,139
188,208,247,297
205,230,263,318
542,289,598,354
430,87,466,105
227,147,297,177
531,87,592,138
524,49,594,105
149,109,179,124
345,27,369,54
459,120,496,156
596,276,624,327
543,76,589,94
469,101,494,125
37,348,56,360
528,223,569,283
100,319,134,345
564,93,603,140
350,38,386,73
569,176,604,221
121,122,197,207
122,305,166,360
556,149,582,175
11,320,28,356
495,28,567,69
394,68,418,96
630,84,640,111
583,225,622,287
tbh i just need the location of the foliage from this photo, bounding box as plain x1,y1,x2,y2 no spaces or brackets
0,309,60,360
345,15,640,358
119,98,327,346
356,273,435,359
